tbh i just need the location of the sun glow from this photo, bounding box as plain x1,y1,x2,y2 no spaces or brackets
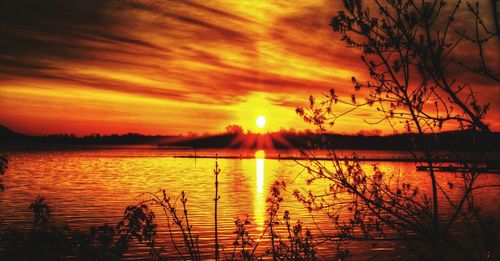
256,115,266,129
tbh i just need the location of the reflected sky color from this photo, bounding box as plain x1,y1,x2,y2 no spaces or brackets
0,149,499,258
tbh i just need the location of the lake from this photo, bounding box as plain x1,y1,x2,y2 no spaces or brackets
0,148,498,260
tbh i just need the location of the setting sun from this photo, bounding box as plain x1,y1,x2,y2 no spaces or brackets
256,116,266,129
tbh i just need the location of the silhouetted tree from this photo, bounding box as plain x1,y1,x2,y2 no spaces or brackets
296,0,498,260
458,0,500,82
225,124,244,134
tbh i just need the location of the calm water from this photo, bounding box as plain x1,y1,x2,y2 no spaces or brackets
0,148,499,260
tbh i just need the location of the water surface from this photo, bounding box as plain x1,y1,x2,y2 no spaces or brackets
0,148,498,260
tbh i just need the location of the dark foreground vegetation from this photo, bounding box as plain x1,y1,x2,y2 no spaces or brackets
1,157,319,260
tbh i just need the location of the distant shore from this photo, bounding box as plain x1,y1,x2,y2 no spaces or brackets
2,124,499,152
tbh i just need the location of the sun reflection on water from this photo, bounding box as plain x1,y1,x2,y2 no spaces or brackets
254,150,265,230
2,150,500,259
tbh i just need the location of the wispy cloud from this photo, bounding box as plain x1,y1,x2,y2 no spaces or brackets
0,0,498,134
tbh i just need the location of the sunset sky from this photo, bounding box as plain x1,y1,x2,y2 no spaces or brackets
1,0,498,136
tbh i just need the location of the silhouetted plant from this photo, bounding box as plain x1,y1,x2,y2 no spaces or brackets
124,161,226,260
2,163,320,260
116,204,164,260
5,222,73,260
458,0,500,82
225,124,244,134
131,178,317,260
72,224,129,260
0,155,7,191
228,216,254,260
214,157,221,260
6,197,130,260
143,190,201,260
295,0,499,260
267,180,286,261
0,155,7,175
30,196,51,230
237,180,317,261
282,210,316,260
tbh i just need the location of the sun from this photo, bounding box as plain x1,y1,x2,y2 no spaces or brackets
256,115,266,129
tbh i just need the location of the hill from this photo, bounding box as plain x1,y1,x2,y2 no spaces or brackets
1,124,498,152
160,131,500,152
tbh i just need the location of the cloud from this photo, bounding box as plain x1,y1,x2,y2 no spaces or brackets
0,0,498,134
0,0,351,99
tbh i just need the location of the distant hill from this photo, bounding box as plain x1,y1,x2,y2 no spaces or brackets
1,124,498,152
0,125,176,146
160,131,500,152
0,125,27,141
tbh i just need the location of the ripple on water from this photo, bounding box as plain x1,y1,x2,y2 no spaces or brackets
0,149,499,259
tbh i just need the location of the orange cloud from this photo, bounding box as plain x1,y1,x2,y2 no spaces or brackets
0,0,498,135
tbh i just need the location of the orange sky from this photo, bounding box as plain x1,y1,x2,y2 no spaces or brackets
0,0,498,135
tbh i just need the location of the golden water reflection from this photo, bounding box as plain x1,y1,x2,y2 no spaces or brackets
1,149,499,259
254,150,265,230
